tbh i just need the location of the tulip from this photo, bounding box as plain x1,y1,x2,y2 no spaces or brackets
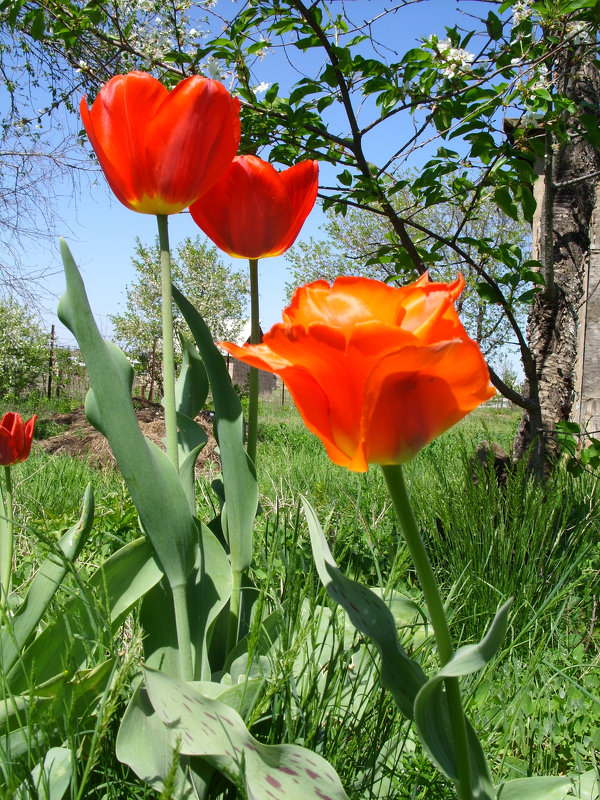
190,155,319,467
219,273,494,472
0,412,36,608
80,71,241,215
0,412,36,466
188,155,319,259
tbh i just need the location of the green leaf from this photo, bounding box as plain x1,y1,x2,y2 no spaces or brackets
494,187,520,221
413,602,511,799
576,768,600,800
172,285,258,573
8,538,162,691
141,521,232,681
26,747,72,800
495,776,573,800
116,683,213,800
58,239,197,589
144,668,351,799
438,601,512,678
486,11,503,40
303,498,426,719
0,485,94,674
175,334,209,421
476,283,504,304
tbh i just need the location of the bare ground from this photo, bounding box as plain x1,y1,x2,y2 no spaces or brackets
40,397,219,470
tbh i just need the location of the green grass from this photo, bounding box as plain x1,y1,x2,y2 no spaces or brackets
1,398,598,797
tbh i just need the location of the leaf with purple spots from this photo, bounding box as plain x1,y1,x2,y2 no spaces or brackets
144,668,351,800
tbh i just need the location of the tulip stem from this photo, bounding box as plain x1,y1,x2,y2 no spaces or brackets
226,567,243,653
381,463,473,800
247,257,260,466
172,582,194,681
157,214,179,473
0,466,14,611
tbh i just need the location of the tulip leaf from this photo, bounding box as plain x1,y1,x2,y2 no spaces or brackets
143,667,351,800
172,284,258,573
24,747,72,800
8,538,162,692
412,602,512,800
302,497,426,719
141,520,232,681
116,683,214,800
58,239,197,588
175,334,209,420
174,335,210,510
0,484,94,674
495,777,574,800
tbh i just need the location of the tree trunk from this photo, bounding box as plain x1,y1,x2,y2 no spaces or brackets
513,41,600,475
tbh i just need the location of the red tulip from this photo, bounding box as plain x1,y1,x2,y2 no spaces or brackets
0,412,37,466
220,274,495,472
189,155,318,258
80,72,241,215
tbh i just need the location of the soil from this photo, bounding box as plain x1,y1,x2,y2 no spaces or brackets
40,397,219,471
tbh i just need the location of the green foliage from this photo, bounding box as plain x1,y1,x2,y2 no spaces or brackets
285,193,531,362
0,298,47,399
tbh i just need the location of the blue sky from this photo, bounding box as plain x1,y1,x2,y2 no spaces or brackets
15,0,487,347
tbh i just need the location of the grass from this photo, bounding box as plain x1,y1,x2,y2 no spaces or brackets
1,397,598,797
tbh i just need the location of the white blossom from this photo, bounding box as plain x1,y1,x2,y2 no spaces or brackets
512,0,532,26
433,38,474,78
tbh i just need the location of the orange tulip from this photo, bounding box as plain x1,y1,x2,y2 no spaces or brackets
220,274,495,472
0,412,37,466
80,72,241,215
189,155,318,258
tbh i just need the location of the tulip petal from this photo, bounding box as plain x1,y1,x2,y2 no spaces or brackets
190,155,318,259
0,412,36,465
0,427,17,466
285,277,406,330
223,273,494,471
81,72,240,215
81,73,167,211
362,340,494,464
146,77,241,212
277,160,320,254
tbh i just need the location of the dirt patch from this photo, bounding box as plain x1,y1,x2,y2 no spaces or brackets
40,397,219,471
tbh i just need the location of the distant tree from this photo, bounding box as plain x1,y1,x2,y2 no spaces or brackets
111,236,248,395
286,190,531,364
0,299,47,398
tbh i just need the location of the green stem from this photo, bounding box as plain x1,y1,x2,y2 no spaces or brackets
381,463,473,800
0,466,13,611
226,568,243,654
157,214,179,472
172,582,194,681
247,257,260,466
